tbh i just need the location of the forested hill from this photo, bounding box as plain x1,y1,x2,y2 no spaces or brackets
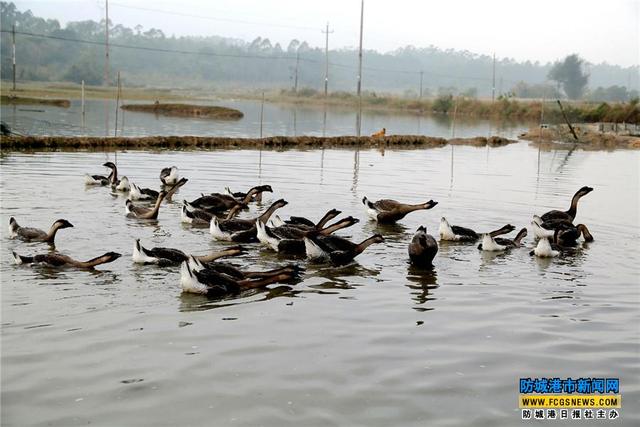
1,2,637,99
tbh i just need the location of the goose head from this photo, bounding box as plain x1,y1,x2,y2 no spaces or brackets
53,219,74,229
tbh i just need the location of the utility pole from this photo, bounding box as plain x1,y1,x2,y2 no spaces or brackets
491,52,496,102
356,0,364,136
293,50,299,93
12,24,16,90
104,0,109,87
419,70,424,100
322,22,333,97
114,71,121,136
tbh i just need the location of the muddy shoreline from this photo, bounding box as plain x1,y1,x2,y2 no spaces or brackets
0,95,71,108
0,135,515,151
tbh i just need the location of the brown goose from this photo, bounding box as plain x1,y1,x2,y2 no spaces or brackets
190,185,272,214
439,217,515,242
13,251,121,269
362,196,438,224
541,186,593,222
85,162,117,186
210,199,288,242
181,256,302,296
408,226,438,268
478,228,528,251
126,191,166,219
257,215,360,254
9,217,73,245
132,240,245,266
304,233,385,265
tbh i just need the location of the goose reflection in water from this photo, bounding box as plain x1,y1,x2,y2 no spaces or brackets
178,284,297,313
406,267,439,311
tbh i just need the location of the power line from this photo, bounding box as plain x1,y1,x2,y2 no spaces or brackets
1,29,517,84
109,2,321,32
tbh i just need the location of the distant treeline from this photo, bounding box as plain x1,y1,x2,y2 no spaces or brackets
1,2,638,100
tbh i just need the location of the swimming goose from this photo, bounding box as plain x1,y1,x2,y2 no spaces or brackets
113,176,131,192
478,228,528,251
9,217,73,244
304,233,385,266
160,166,179,185
362,196,438,224
257,216,360,254
190,185,271,214
210,199,288,242
180,256,302,296
529,237,560,258
188,254,303,281
129,182,159,201
12,251,121,269
224,185,273,203
129,178,187,202
181,200,215,226
540,186,593,222
554,222,594,247
409,226,438,268
84,162,117,186
126,191,166,219
132,239,245,266
439,217,516,242
278,208,342,230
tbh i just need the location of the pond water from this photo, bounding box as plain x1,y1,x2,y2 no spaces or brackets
1,98,528,139
1,144,638,426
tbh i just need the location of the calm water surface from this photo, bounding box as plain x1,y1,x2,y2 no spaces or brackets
1,98,527,139
1,144,639,426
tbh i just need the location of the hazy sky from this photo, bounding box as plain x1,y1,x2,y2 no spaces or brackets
13,0,640,67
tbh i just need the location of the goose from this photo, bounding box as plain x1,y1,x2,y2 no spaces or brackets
276,208,342,230
129,182,158,201
540,186,593,222
478,228,528,251
160,166,179,185
190,185,271,214
113,176,131,192
9,217,73,244
132,239,244,266
12,251,121,269
224,185,273,203
180,256,302,296
181,200,215,226
188,254,303,281
439,217,515,242
408,226,438,268
304,233,385,266
362,196,438,224
268,215,286,227
129,178,188,202
257,216,360,254
554,222,594,247
126,191,166,219
210,199,288,242
531,216,594,245
84,162,117,186
529,237,560,258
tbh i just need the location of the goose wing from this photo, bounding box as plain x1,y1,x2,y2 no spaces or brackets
541,209,571,222
34,254,70,267
272,225,307,239
146,247,187,263
373,199,401,211
450,225,478,239
17,227,48,240
316,235,356,252
194,269,241,295
200,261,245,279
285,216,315,227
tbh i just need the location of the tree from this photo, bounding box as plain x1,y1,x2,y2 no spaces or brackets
548,54,589,100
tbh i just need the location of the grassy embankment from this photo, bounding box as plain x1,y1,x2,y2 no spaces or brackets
265,89,640,124
121,103,243,119
0,135,515,151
